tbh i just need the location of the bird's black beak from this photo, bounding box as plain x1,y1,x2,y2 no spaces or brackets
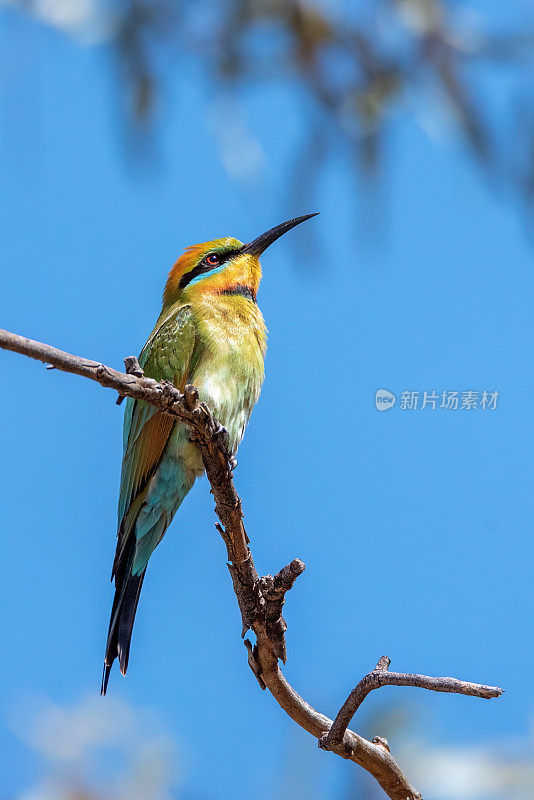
241,213,318,256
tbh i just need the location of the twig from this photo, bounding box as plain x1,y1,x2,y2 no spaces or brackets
319,655,502,753
0,327,503,800
117,356,145,403
259,558,305,662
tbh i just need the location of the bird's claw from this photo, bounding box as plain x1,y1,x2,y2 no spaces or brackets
213,422,227,437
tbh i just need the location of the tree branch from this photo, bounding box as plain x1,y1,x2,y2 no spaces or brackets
0,328,503,800
319,655,502,754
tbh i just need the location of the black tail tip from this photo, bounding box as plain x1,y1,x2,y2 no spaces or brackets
101,662,112,696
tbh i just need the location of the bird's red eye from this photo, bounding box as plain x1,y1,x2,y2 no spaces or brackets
206,253,220,265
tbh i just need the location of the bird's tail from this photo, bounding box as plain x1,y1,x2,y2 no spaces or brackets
101,534,145,696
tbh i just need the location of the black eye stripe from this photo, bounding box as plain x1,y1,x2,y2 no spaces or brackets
178,248,242,290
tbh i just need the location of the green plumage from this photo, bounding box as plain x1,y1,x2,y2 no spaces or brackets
102,214,315,693
103,292,266,694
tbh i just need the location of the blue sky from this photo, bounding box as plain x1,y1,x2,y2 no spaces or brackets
1,6,533,800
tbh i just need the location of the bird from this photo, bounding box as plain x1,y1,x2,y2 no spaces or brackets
101,213,317,694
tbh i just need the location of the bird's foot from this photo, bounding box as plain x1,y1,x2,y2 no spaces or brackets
212,422,230,448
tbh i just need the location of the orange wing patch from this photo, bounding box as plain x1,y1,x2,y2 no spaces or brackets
124,411,174,518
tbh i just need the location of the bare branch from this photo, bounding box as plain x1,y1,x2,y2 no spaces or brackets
123,355,144,376
259,558,305,662
319,655,502,753
0,328,503,800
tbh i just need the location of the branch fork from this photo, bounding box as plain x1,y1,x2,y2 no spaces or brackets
0,328,504,800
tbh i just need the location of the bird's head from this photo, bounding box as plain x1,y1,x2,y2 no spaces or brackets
162,213,318,310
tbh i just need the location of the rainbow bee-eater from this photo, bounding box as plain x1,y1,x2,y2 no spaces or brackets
102,213,317,693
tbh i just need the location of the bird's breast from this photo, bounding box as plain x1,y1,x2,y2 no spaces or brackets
192,296,267,453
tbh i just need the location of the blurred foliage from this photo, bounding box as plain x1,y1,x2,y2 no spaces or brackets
342,703,534,800
7,0,534,221
12,695,175,800
13,696,534,800
5,0,534,223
